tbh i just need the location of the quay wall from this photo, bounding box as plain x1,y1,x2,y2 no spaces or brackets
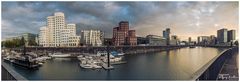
21,46,188,55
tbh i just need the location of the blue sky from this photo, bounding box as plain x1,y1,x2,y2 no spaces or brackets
2,1,239,41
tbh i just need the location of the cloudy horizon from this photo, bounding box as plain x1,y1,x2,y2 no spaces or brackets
2,1,239,41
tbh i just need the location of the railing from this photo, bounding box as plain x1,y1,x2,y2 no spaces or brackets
1,61,27,81
190,47,238,80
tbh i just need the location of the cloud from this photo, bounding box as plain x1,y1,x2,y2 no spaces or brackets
1,1,239,41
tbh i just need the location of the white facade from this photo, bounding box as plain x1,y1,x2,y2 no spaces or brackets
39,26,49,47
81,30,103,46
68,36,80,47
39,12,80,47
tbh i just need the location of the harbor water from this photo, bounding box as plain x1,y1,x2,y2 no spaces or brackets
5,47,227,80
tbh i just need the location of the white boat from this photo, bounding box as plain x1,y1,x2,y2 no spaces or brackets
97,51,125,56
50,52,71,58
77,55,83,58
79,63,93,69
92,64,102,69
117,52,125,56
38,62,43,66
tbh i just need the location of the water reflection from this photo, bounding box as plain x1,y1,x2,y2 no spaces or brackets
6,47,227,80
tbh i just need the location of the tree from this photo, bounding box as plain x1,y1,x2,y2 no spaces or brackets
20,37,25,47
2,41,5,47
28,39,37,46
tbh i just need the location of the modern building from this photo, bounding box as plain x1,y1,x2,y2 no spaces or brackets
146,35,166,46
80,30,103,46
227,30,236,42
209,35,217,45
39,26,49,47
112,21,137,46
126,30,137,45
197,36,211,45
163,28,170,45
137,37,147,45
170,35,178,45
39,12,80,47
68,36,80,47
217,28,228,43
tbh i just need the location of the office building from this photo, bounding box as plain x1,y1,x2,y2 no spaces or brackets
227,30,236,42
80,30,103,46
39,12,80,47
146,35,166,46
217,28,228,43
197,36,211,45
163,28,170,45
170,35,178,45
112,21,137,46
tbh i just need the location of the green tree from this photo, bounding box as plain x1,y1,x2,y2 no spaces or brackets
28,39,37,46
2,41,5,47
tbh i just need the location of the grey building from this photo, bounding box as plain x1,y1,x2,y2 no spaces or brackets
163,28,170,45
197,36,211,45
227,30,236,42
146,35,166,46
217,28,228,43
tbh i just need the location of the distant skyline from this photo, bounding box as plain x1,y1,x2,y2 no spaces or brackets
2,1,239,41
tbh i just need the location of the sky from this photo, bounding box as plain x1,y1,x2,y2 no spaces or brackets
2,1,239,41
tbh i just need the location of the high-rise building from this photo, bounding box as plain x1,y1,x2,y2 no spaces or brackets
39,12,80,47
80,30,103,46
112,21,137,46
163,28,170,45
188,37,191,43
227,30,236,42
39,26,48,47
126,30,137,45
217,28,228,43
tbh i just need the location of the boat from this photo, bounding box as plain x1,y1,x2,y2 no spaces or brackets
79,63,93,69
97,51,125,57
3,57,14,63
50,52,71,58
103,56,123,63
38,62,43,66
92,64,102,69
12,55,40,69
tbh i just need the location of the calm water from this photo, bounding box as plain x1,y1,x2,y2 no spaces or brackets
7,47,226,80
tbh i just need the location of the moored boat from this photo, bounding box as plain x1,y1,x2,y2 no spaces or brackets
50,52,71,58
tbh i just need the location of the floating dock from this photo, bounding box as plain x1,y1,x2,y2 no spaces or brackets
102,63,114,70
111,61,127,65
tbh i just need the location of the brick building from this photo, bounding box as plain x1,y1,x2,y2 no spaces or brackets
112,21,137,46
